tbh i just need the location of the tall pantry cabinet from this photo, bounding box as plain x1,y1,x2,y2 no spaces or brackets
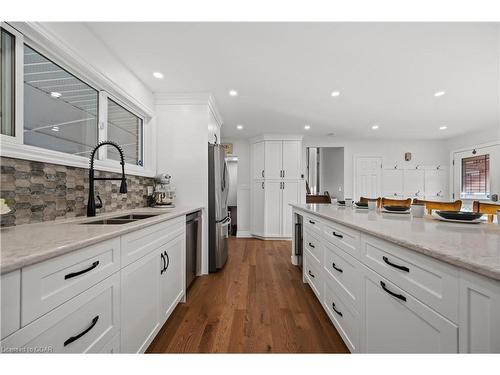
251,136,303,238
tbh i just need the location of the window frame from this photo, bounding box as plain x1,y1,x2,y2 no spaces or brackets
0,22,154,178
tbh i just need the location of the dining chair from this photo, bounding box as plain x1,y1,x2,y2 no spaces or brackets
472,201,500,223
380,197,412,208
413,199,462,215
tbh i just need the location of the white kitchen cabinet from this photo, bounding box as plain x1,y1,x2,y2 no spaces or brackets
281,180,300,237
1,271,20,339
264,181,283,237
252,180,265,237
459,270,500,353
382,168,404,198
264,141,283,179
282,141,302,179
361,265,458,353
120,248,161,353
159,234,185,323
251,141,265,179
403,168,425,199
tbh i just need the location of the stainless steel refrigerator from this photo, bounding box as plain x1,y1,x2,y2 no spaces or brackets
208,143,230,272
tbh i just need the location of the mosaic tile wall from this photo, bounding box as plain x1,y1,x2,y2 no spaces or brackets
0,157,155,227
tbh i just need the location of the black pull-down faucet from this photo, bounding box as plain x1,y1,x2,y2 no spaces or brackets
87,141,128,217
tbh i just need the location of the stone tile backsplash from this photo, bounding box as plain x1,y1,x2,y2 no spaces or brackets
0,157,155,227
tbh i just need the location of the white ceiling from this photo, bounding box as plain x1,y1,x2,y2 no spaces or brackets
86,22,500,140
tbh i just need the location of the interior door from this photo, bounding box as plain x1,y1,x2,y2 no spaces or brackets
282,141,301,179
264,181,282,237
160,235,185,323
281,181,300,237
453,144,500,203
252,142,265,179
355,157,382,200
264,141,283,179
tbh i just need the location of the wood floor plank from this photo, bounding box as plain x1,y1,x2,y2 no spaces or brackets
146,237,349,353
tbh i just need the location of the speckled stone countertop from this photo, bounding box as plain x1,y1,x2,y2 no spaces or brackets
0,206,203,274
292,204,500,281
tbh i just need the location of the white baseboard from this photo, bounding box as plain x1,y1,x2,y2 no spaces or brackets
236,231,252,238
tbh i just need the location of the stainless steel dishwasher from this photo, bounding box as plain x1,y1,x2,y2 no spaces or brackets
186,211,202,290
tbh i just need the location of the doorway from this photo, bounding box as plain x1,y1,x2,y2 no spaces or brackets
354,156,382,201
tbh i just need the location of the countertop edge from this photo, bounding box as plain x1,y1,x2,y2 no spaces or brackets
0,206,204,275
291,204,500,281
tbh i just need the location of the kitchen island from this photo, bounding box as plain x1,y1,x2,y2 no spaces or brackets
291,203,500,353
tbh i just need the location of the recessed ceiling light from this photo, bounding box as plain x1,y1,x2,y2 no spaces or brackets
331,91,340,97
434,91,445,97
51,126,60,132
304,125,311,130
153,72,164,79
229,90,238,97
371,125,379,130
439,126,448,130
50,92,62,98
236,125,243,130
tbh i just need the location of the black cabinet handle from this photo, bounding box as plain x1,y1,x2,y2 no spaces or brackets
332,262,343,273
308,270,315,278
308,242,315,248
380,281,407,302
164,251,170,271
308,220,315,225
332,302,343,317
332,232,343,239
383,256,409,272
261,170,264,178
64,261,99,280
64,315,99,347
160,253,166,274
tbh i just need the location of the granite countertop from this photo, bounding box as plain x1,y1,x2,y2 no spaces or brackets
0,206,203,274
291,203,500,281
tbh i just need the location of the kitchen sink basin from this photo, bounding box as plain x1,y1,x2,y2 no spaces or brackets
81,218,138,225
112,214,160,220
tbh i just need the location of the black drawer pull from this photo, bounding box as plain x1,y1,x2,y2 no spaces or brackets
383,256,409,272
308,220,315,225
64,315,99,347
164,251,170,271
160,253,166,274
308,242,315,248
65,261,99,280
332,302,343,317
332,262,343,273
308,270,315,278
380,281,407,302
332,232,343,239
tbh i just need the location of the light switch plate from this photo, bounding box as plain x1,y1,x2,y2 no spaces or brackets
147,186,153,195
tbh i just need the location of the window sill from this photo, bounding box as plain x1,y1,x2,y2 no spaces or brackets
0,138,155,178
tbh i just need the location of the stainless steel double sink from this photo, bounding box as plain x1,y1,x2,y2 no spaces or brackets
81,213,160,225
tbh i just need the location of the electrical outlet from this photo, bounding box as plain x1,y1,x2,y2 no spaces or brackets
147,186,154,196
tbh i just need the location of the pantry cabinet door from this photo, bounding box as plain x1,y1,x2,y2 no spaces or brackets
264,181,283,237
282,141,301,180
361,266,458,353
121,250,160,353
264,141,283,179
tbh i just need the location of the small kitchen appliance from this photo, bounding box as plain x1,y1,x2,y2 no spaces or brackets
152,173,176,207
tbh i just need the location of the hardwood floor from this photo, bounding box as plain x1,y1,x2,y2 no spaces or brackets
146,237,349,353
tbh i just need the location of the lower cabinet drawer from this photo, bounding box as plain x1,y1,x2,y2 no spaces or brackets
1,273,120,353
304,250,323,300
323,241,361,310
362,264,458,353
21,237,121,326
323,281,360,353
304,229,323,264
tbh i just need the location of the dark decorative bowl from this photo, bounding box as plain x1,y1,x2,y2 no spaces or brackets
355,202,368,207
436,211,483,221
383,205,410,212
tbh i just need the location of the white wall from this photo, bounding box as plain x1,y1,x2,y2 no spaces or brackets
303,137,449,198
221,138,251,237
320,147,344,200
445,126,500,152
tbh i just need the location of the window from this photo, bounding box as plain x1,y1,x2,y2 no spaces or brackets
461,154,490,198
0,28,15,136
23,44,99,157
107,98,143,166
